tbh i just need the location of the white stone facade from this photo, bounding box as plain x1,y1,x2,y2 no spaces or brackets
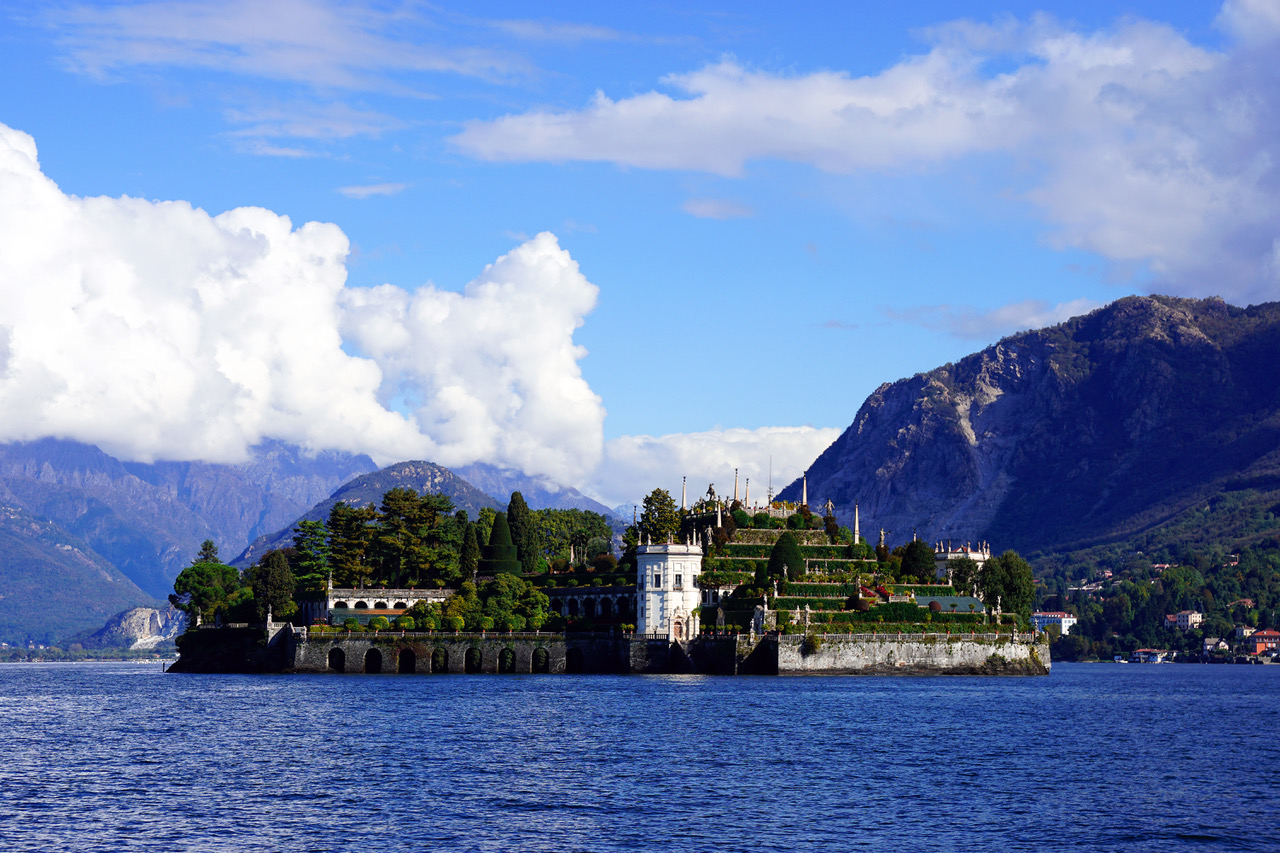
635,541,703,641
1032,612,1078,635
934,542,991,580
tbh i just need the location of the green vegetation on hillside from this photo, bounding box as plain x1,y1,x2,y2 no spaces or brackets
1038,539,1280,661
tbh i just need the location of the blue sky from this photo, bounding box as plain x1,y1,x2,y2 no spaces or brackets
2,1,1278,507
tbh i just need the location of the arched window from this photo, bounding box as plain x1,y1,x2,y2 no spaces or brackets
354,601,369,609
374,601,389,610
333,601,349,609
394,602,409,610
365,648,383,674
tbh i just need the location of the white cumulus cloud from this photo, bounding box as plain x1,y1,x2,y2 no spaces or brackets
339,232,605,482
588,426,842,510
0,122,605,484
453,3,1280,301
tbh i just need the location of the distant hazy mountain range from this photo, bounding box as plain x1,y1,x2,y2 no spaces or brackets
0,441,617,645
779,296,1280,559
0,439,378,644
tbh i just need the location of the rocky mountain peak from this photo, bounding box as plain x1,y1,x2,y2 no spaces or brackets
781,295,1280,557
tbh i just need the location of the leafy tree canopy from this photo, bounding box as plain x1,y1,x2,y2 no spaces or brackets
170,561,242,624
640,488,680,542
901,539,936,582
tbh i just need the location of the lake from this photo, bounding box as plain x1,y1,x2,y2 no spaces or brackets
1,662,1276,852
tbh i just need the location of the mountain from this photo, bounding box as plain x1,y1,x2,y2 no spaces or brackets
233,460,504,566
452,462,617,517
0,504,153,645
780,296,1280,558
0,439,377,643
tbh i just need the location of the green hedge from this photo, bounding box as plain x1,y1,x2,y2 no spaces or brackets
890,584,958,596
719,544,775,559
773,597,848,611
779,582,862,598
699,570,754,586
703,557,769,573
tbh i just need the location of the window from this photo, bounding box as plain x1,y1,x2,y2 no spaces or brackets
654,573,661,588
674,575,683,590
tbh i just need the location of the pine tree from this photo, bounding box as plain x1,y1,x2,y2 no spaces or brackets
248,549,296,621
291,520,331,592
193,539,220,565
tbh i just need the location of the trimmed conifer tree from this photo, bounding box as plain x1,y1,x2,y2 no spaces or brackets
479,512,521,575
767,531,805,580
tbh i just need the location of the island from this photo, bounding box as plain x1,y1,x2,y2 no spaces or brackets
168,482,1048,676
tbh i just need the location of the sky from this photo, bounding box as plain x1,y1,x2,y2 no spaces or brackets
2,0,1279,510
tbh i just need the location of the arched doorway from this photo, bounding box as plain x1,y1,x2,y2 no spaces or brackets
599,599,612,619
584,600,596,618
398,648,416,674
432,647,448,673
328,648,345,673
565,648,585,674
464,647,482,673
568,599,579,617
365,648,383,674
532,647,550,674
498,647,516,674
674,620,684,641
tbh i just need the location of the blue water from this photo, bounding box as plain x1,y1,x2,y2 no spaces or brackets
0,663,1276,852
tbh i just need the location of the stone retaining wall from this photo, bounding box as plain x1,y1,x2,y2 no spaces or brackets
773,633,1050,675
172,626,1050,676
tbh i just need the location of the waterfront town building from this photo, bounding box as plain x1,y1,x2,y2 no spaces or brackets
1031,612,1078,635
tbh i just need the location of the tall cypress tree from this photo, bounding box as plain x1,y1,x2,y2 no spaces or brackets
506,491,540,574
460,522,481,581
479,512,521,576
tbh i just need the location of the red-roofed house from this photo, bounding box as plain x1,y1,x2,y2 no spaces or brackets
1245,630,1280,655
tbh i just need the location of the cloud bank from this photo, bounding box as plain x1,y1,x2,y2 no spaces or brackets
591,426,842,511
0,122,601,482
0,121,827,498
454,1,1280,301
